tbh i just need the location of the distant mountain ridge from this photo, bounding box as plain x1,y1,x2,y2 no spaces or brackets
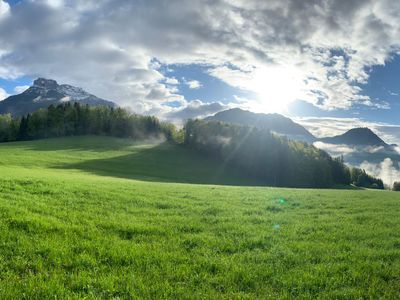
205,108,315,142
0,78,116,116
205,109,391,148
319,128,389,147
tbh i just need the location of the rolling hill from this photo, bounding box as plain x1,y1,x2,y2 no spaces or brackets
0,136,399,298
0,78,116,116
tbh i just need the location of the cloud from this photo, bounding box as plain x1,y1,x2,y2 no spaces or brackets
184,79,202,89
165,100,228,124
145,84,183,102
0,0,10,19
165,77,179,85
0,0,400,114
0,87,9,100
360,158,400,188
43,0,64,8
313,140,399,161
14,85,30,94
313,141,356,156
313,141,400,187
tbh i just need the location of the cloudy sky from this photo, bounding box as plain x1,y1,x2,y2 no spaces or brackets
1,0,400,137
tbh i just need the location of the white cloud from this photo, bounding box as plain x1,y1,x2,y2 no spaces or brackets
0,87,9,100
165,77,179,85
164,100,228,124
313,141,400,187
0,0,400,114
13,85,30,94
185,79,202,89
44,0,64,8
145,84,184,102
313,141,356,156
0,0,10,19
360,158,400,188
313,140,399,161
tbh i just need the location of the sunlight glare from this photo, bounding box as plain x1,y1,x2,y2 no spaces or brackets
249,66,304,113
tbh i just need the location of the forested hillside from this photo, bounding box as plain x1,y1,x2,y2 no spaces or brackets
0,106,383,189
184,120,383,189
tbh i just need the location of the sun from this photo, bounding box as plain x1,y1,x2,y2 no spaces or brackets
249,66,304,113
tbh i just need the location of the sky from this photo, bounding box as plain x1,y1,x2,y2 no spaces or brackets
1,0,400,138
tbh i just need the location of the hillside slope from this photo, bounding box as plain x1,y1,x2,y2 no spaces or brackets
0,136,262,186
0,137,399,298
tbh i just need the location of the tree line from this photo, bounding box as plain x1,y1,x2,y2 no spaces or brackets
0,102,176,142
0,104,384,189
350,168,384,190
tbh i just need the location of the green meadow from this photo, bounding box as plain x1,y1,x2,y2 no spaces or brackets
0,136,399,299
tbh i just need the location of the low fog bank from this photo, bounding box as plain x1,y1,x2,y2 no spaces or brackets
314,141,400,188
360,158,400,188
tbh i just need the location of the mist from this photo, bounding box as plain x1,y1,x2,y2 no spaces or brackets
313,141,400,188
360,158,400,188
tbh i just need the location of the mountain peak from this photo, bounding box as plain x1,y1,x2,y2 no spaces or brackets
320,127,388,146
0,78,116,116
205,108,315,142
346,127,374,134
33,78,59,89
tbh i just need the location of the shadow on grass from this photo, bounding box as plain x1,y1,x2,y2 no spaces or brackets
54,141,265,186
24,136,153,153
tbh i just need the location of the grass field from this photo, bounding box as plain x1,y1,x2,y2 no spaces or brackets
0,136,400,299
